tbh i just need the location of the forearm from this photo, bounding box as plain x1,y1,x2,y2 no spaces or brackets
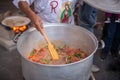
18,1,36,20
18,1,43,33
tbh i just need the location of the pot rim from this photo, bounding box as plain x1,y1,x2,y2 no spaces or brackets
17,23,98,67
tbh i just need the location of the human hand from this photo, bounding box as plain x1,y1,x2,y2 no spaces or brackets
30,14,44,34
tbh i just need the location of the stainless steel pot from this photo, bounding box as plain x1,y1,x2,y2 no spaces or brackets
17,23,98,80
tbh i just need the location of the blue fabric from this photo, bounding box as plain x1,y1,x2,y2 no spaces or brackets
77,2,97,32
110,23,120,55
102,14,120,55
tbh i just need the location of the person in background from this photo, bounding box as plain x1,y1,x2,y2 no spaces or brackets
101,13,120,71
108,24,120,71
100,13,120,60
77,2,97,33
76,2,100,72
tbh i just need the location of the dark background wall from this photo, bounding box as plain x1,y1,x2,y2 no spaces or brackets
0,0,18,13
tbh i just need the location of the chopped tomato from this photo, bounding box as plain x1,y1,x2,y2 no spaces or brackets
28,44,87,64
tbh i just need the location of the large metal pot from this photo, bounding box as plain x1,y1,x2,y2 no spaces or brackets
17,23,98,80
84,0,120,13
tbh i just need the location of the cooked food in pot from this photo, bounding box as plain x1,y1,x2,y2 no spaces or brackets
28,44,87,65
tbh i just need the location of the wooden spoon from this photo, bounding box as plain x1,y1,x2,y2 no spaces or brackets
41,29,59,60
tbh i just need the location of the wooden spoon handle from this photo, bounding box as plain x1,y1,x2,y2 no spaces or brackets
41,29,50,44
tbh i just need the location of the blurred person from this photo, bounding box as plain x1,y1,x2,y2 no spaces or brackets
100,13,120,61
107,22,120,71
77,2,97,33
76,2,100,72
